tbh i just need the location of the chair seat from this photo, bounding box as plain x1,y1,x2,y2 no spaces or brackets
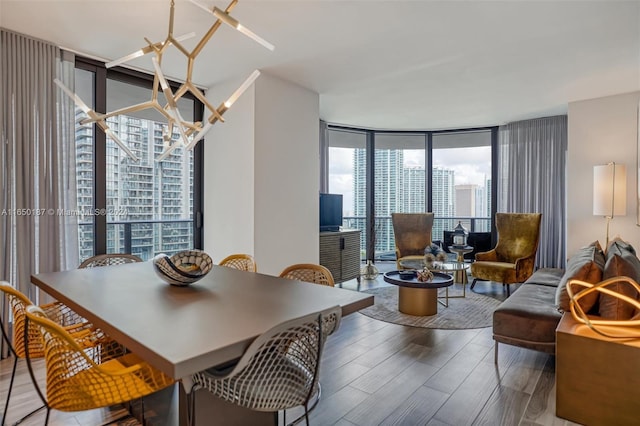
397,255,425,270
471,261,517,283
51,353,171,412
197,352,315,411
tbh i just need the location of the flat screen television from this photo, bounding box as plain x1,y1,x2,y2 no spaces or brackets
319,193,343,232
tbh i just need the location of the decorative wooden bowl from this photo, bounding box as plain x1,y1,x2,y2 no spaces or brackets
152,250,213,286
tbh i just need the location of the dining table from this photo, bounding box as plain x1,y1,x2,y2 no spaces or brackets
31,261,373,425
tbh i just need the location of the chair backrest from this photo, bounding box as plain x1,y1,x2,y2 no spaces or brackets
391,213,434,257
78,253,142,268
494,213,542,262
23,305,110,410
279,264,335,287
0,282,38,358
0,282,94,360
24,305,174,412
193,305,341,411
219,254,257,272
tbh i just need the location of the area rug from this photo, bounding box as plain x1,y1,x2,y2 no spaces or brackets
358,285,501,329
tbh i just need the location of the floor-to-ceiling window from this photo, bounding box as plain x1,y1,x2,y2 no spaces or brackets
373,133,427,259
432,130,492,240
74,58,203,262
327,128,367,259
327,126,497,262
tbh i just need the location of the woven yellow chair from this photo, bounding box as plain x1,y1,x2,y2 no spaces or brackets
279,264,335,287
187,306,341,426
23,305,175,425
0,282,105,425
219,254,257,272
79,253,142,268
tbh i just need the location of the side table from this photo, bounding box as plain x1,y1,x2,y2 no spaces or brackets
448,245,473,284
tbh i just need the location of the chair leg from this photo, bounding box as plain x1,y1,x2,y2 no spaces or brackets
506,284,511,297
44,408,50,426
304,404,309,426
470,278,478,290
6,357,46,426
2,356,18,424
187,386,197,426
494,342,498,364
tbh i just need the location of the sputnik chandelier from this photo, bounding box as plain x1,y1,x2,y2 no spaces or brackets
55,0,274,162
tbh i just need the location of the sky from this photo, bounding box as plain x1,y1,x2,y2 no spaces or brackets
329,146,491,215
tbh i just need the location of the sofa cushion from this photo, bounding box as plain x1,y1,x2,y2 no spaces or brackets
493,284,562,349
555,241,605,313
599,240,640,320
524,268,564,288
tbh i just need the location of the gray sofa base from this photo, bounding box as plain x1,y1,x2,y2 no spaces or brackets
492,268,564,361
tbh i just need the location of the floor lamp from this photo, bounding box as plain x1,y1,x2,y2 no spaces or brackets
593,162,627,248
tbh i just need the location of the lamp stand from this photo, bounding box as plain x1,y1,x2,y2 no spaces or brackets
604,215,612,249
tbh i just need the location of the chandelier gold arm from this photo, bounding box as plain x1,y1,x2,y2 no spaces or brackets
67,0,271,162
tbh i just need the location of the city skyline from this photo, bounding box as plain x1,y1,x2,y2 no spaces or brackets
343,148,491,257
329,146,491,216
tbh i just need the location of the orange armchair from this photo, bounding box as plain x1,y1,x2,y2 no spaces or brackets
470,213,542,296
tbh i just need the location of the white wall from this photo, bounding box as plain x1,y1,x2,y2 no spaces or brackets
567,91,640,256
203,73,320,274
203,78,255,263
254,73,320,275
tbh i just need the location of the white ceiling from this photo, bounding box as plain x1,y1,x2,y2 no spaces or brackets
1,0,639,130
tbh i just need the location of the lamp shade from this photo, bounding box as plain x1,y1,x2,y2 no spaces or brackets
593,163,627,217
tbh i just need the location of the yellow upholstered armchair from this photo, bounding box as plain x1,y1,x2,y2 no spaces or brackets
391,213,434,270
470,213,542,296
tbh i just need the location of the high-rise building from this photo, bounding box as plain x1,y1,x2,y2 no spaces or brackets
353,150,456,256
75,111,194,261
432,167,455,240
403,167,426,212
455,184,484,217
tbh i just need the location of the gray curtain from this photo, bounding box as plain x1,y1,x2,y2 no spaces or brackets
0,29,78,356
498,115,567,268
319,120,329,193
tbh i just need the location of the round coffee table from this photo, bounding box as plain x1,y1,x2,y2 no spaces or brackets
383,271,454,316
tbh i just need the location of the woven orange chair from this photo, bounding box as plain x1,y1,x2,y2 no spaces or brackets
79,253,142,268
219,254,257,272
0,282,105,425
279,264,335,287
24,305,175,425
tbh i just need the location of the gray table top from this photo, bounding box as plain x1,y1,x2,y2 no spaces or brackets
31,262,373,379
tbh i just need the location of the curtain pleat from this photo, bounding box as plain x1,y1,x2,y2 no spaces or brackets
0,29,78,358
319,120,329,193
498,115,567,268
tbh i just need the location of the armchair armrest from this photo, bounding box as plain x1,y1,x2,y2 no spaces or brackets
513,253,537,282
475,249,498,262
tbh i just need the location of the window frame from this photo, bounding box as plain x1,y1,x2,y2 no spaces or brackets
327,124,499,261
75,56,204,255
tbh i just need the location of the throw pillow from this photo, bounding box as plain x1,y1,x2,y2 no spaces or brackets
555,241,604,313
599,240,640,320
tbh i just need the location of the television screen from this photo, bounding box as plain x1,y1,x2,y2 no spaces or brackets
319,193,343,232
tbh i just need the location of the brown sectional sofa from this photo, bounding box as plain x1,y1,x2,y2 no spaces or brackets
492,239,640,361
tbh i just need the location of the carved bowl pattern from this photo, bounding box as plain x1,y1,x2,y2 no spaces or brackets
152,250,213,286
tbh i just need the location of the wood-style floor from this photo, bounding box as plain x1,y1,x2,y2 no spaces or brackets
0,263,580,426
